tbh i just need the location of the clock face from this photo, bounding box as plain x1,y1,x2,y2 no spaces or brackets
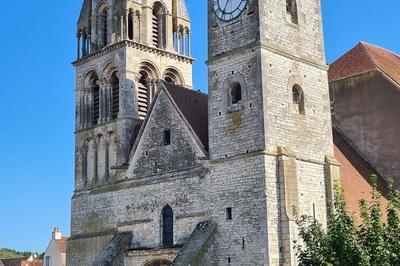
213,0,248,22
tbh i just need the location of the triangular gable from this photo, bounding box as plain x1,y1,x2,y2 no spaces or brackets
127,83,208,175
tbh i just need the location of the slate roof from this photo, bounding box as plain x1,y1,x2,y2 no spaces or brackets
162,81,209,150
328,42,400,85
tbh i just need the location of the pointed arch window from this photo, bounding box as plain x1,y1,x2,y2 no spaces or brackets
292,85,305,114
286,0,298,24
152,2,166,48
162,205,174,247
111,72,119,120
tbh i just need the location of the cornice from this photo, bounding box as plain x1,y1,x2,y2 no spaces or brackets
72,40,195,67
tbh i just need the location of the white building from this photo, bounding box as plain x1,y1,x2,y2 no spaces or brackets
43,228,68,266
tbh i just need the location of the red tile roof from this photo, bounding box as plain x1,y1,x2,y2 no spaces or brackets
329,42,400,85
162,81,209,150
56,237,68,253
0,258,42,266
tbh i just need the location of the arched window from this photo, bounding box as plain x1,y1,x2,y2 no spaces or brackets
292,85,305,114
162,205,173,247
111,72,119,120
91,77,100,125
97,5,108,47
152,2,166,48
138,71,150,120
286,0,298,24
230,82,242,105
128,10,134,40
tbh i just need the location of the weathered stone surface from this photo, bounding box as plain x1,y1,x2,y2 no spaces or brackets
69,0,337,265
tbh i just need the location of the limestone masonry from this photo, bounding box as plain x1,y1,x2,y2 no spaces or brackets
68,0,340,265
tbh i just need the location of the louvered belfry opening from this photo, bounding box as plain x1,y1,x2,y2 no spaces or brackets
92,78,100,125
138,71,149,120
152,2,166,48
111,72,119,120
102,8,108,47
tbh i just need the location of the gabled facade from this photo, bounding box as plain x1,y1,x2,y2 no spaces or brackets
44,228,68,266
69,0,339,265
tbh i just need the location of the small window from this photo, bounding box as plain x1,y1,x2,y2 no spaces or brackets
162,205,174,247
45,256,51,266
286,0,299,24
292,85,305,115
163,130,171,146
226,207,233,220
230,82,242,104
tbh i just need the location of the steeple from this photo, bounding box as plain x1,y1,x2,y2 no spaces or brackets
73,0,194,192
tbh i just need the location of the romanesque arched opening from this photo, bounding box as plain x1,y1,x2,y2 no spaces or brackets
292,84,305,114
152,2,167,48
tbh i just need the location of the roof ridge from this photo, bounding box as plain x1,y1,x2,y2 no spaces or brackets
361,41,400,59
159,80,208,96
359,42,378,69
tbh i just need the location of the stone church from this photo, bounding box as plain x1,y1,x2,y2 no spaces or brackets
67,0,341,265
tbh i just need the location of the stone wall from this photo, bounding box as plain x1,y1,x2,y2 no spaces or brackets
331,71,400,186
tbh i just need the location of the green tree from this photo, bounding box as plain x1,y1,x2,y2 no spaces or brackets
295,175,400,266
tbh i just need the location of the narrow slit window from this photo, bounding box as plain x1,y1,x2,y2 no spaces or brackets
292,85,305,115
163,130,171,146
226,207,233,220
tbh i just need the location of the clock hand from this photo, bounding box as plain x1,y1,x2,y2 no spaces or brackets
223,0,231,13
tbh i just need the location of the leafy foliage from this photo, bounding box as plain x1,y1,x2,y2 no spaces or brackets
296,175,400,266
0,248,36,259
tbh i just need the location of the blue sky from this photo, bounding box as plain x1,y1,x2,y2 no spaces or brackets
0,0,398,253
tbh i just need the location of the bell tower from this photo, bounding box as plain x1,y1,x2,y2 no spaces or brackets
73,0,193,191
207,0,339,265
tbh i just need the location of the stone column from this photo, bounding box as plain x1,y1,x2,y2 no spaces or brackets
176,26,181,54
77,32,81,59
187,29,191,56
136,13,141,42
120,13,124,41
143,5,153,45
125,10,129,40
180,30,185,55
165,13,173,50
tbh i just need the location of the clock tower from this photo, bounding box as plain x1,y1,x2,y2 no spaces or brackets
207,0,339,265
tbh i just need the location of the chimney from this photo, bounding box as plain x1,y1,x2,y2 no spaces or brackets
52,227,62,240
